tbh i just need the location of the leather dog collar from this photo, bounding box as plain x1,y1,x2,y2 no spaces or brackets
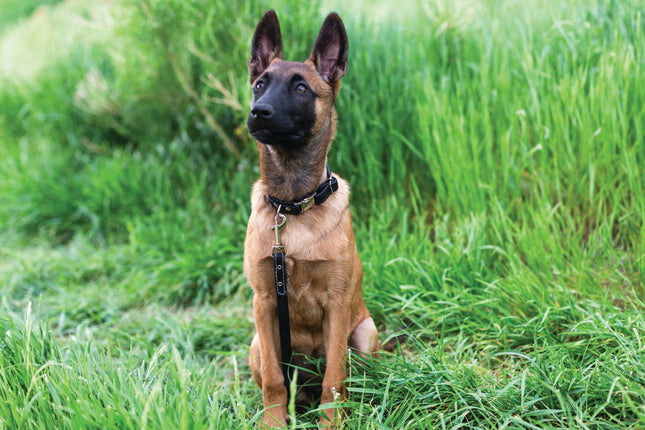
266,164,338,215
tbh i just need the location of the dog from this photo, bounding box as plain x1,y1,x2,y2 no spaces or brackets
244,9,380,428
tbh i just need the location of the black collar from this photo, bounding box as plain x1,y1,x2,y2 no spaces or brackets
266,165,338,215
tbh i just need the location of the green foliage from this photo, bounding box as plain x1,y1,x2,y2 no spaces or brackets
0,305,261,429
0,0,644,427
0,0,63,31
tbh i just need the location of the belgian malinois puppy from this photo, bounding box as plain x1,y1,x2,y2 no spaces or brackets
244,10,379,428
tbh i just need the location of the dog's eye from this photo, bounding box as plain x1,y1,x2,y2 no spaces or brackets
295,83,307,93
255,81,265,90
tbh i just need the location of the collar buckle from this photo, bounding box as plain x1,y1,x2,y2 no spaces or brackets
295,194,315,213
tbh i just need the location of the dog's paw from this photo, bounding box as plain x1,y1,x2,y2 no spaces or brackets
260,412,289,428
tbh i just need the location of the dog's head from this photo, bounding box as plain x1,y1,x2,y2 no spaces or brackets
247,10,348,147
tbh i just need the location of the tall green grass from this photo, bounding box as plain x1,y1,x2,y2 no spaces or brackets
0,0,644,428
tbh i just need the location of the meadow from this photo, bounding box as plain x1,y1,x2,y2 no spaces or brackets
0,0,644,428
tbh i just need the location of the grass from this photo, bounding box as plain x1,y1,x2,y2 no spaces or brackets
1,0,644,428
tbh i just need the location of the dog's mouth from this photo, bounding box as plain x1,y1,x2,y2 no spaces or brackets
249,128,307,146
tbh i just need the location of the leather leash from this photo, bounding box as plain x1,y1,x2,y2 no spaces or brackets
271,208,292,399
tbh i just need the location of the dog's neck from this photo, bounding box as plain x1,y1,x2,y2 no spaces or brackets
258,115,335,202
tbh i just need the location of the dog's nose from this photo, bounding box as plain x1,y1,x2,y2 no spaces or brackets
250,104,274,119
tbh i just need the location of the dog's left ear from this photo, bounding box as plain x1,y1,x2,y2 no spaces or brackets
308,13,348,83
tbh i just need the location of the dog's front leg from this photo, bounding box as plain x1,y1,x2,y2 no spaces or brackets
253,293,289,427
320,299,350,427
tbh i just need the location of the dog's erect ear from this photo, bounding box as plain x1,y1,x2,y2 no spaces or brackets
249,10,283,84
308,13,348,83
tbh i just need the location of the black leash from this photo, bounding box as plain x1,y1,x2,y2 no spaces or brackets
269,165,338,400
271,208,292,399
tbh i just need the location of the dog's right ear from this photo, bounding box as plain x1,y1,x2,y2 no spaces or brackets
248,10,283,84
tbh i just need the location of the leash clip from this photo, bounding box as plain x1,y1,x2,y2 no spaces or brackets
272,205,287,255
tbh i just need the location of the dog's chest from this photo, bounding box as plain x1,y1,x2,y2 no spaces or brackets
248,255,339,330
284,258,333,331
